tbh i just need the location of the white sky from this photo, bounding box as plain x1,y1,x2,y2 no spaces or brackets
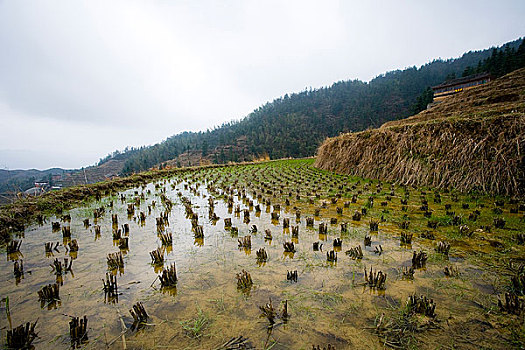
0,0,524,170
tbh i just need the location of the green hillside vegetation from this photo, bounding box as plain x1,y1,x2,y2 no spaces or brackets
116,38,524,174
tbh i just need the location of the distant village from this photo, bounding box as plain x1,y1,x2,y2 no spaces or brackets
23,170,120,198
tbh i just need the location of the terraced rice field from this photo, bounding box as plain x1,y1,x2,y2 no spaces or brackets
1,159,524,349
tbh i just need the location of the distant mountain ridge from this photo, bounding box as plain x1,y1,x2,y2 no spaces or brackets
0,158,128,204
0,168,67,195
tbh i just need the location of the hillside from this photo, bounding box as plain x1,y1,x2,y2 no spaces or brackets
0,158,127,205
314,68,525,197
0,167,64,193
58,158,126,187
2,37,522,200
117,38,524,174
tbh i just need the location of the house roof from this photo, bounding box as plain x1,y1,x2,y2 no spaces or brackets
432,72,491,90
24,187,44,196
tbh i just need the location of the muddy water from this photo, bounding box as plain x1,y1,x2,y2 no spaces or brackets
0,161,521,349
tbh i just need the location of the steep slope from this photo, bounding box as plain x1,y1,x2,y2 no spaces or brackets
58,158,127,187
314,68,525,197
119,39,523,174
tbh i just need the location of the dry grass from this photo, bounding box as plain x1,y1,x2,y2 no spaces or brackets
315,68,525,197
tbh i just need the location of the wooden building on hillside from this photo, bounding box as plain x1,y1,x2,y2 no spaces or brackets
432,72,491,103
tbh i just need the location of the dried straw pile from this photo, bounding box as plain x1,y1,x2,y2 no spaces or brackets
315,68,525,197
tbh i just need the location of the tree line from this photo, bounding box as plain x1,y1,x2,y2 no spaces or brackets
113,38,524,175
410,38,525,115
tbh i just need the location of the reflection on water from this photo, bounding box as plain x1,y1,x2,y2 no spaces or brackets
0,162,520,349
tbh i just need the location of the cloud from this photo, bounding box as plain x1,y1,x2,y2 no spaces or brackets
0,101,167,169
0,0,524,169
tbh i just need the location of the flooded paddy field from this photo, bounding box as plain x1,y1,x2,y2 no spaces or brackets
1,159,524,349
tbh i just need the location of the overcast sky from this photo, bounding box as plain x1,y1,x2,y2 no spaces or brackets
0,0,524,170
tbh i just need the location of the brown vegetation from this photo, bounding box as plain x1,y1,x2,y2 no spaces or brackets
315,68,525,197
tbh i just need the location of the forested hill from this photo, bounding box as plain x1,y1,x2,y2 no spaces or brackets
314,67,525,197
117,38,524,174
